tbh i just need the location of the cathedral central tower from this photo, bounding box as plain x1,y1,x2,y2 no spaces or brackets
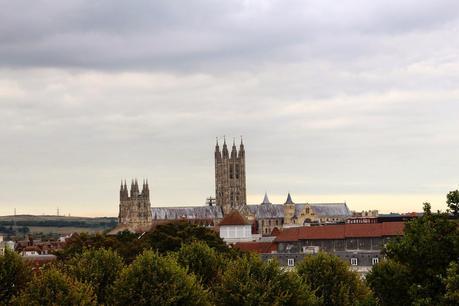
215,137,247,214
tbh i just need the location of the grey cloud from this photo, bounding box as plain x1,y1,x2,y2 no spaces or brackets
0,1,458,215
1,0,459,71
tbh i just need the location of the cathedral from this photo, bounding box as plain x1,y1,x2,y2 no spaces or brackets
114,138,351,234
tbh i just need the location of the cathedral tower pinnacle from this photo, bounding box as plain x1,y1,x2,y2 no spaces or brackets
215,136,247,214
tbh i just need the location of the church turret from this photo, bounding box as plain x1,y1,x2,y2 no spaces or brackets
119,178,152,230
222,137,229,159
142,179,150,200
284,193,294,204
130,180,135,197
283,192,296,225
238,137,245,159
120,181,124,200
261,192,272,205
230,138,237,159
215,138,221,161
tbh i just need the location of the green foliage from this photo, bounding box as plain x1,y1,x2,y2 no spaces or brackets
0,249,32,304
443,261,459,305
141,222,230,254
214,254,318,306
111,250,210,306
296,252,373,306
58,223,233,264
65,248,124,304
447,190,459,217
382,203,459,304
366,259,412,306
175,241,225,287
11,267,97,306
56,231,142,263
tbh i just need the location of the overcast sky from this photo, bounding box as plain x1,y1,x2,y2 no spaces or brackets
1,0,458,216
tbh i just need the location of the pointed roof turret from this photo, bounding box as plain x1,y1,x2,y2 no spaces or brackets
222,136,229,158
284,193,294,205
261,192,272,205
215,137,222,160
231,137,237,158
238,136,245,158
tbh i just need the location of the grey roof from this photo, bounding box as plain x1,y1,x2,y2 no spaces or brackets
150,202,350,221
247,202,350,219
151,206,223,220
309,203,352,217
247,204,284,218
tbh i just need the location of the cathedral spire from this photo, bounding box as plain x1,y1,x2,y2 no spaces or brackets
284,192,294,205
215,137,222,161
130,179,135,196
120,180,124,200
222,135,229,158
143,178,150,199
230,137,237,159
238,136,245,158
261,192,271,205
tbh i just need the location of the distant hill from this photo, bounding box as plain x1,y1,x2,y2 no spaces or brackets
0,215,118,235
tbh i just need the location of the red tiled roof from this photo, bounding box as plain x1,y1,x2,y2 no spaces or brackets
345,223,382,238
382,222,405,236
233,242,276,254
299,225,345,240
275,222,405,242
219,210,250,226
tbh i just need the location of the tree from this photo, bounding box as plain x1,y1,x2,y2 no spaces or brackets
371,203,459,305
175,241,225,287
447,190,459,217
386,203,459,301
214,254,318,306
296,252,373,306
141,222,230,254
56,231,143,263
366,260,412,306
111,250,210,306
0,249,32,304
443,261,459,305
66,248,124,304
11,267,97,306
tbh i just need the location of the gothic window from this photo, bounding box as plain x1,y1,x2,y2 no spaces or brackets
305,208,310,214
236,166,240,179
230,166,234,179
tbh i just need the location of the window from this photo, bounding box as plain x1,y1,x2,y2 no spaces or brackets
372,257,379,265
350,258,358,266
287,258,295,267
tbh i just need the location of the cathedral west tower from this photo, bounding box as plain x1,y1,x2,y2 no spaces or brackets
215,137,247,214
118,179,152,229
